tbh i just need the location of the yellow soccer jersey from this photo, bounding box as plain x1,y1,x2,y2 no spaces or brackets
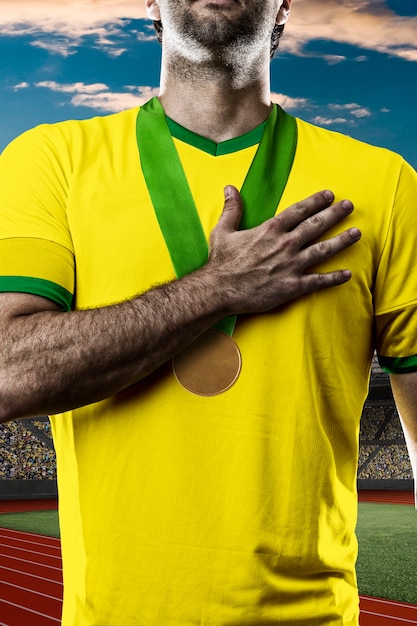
1,103,417,626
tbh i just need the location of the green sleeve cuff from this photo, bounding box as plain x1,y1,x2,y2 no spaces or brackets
378,354,417,374
0,276,73,311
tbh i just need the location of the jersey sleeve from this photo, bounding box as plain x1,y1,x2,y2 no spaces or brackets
374,158,417,373
0,125,75,311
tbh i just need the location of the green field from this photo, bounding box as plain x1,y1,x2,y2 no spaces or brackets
0,510,60,538
1,502,416,602
356,502,417,603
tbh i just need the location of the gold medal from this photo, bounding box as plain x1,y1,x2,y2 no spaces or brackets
172,329,241,396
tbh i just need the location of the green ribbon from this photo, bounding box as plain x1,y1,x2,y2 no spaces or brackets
136,97,297,337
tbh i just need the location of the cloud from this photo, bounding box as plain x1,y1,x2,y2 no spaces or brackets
12,81,30,91
350,108,372,119
329,103,359,111
311,116,350,126
137,32,157,43
271,93,311,109
283,0,417,62
321,55,346,65
30,38,78,57
35,81,109,94
0,1,147,34
71,90,158,112
272,94,375,130
33,80,159,113
329,103,372,118
0,1,148,56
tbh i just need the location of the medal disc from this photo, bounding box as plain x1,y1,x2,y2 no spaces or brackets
173,329,241,396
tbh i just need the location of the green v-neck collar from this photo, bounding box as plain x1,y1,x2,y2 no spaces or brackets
165,115,268,157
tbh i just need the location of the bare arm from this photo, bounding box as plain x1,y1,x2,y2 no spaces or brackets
0,188,360,422
390,372,417,508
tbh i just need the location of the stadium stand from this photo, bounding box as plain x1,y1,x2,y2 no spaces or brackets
0,418,56,480
358,356,413,481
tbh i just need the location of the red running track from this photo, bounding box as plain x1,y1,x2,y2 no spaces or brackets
0,527,62,625
0,524,417,625
360,596,417,625
0,500,58,514
358,490,415,506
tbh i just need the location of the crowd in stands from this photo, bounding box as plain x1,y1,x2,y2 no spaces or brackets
357,405,412,479
359,406,398,440
0,406,413,480
358,444,374,469
0,420,56,479
380,415,406,441
358,444,412,480
33,419,54,439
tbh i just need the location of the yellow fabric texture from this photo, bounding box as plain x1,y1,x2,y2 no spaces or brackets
0,238,74,308
1,107,417,626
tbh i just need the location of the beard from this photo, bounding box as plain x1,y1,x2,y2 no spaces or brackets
158,0,277,58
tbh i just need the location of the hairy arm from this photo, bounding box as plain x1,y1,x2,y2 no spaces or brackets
390,372,417,508
0,270,225,421
0,188,360,422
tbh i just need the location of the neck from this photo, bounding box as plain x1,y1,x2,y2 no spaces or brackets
157,47,272,144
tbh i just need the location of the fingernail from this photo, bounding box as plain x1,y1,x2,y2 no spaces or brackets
350,228,361,240
324,190,334,202
224,186,233,200
342,200,354,213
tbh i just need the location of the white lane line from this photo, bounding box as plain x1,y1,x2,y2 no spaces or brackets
0,533,61,552
0,527,60,543
0,598,61,622
361,609,417,623
0,542,61,560
0,579,61,602
361,596,417,611
0,552,62,572
0,564,63,585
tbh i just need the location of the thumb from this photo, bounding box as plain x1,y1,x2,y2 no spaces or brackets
218,185,243,231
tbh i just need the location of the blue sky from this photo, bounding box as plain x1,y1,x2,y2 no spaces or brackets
0,0,416,167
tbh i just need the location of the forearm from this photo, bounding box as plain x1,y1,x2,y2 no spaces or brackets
390,373,417,507
0,269,226,422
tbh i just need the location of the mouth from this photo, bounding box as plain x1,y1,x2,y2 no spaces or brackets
193,0,240,5
190,0,242,15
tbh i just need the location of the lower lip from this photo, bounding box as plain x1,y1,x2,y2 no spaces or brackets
195,0,238,4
